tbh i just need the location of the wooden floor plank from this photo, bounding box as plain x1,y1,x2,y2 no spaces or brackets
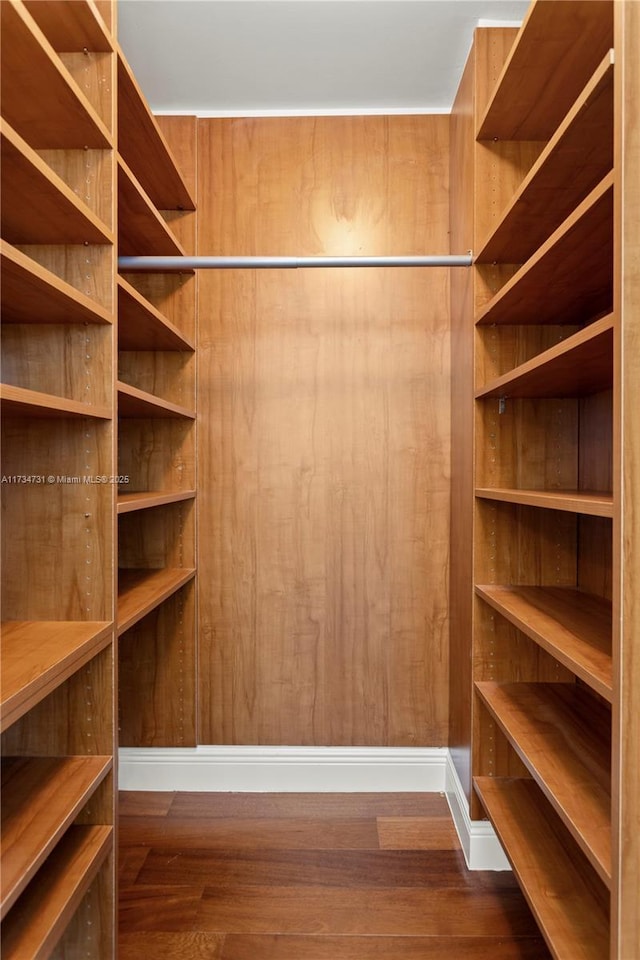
119,932,225,959
195,884,543,937
118,846,151,886
119,792,175,817
119,885,204,933
377,816,459,849
136,848,475,889
119,817,380,850
167,792,449,819
220,935,551,960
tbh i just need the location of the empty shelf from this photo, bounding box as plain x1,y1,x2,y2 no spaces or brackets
1,755,112,919
475,681,611,884
0,621,113,733
475,487,613,517
118,567,196,635
1,241,113,325
117,48,195,211
117,381,195,419
0,824,112,960
23,0,112,52
475,777,609,960
117,276,194,350
118,157,188,258
117,490,196,514
0,0,111,148
0,384,111,420
477,0,613,140
475,315,614,399
475,173,613,327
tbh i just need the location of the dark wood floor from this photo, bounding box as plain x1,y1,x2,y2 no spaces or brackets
118,792,551,959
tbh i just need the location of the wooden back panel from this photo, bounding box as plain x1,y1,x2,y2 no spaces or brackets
197,116,451,746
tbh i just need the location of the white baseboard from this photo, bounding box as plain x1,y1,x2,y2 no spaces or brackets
118,744,509,870
118,745,447,793
445,753,510,871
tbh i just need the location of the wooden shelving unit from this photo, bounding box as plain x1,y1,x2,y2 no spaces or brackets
0,1,117,955
116,96,198,748
448,0,637,953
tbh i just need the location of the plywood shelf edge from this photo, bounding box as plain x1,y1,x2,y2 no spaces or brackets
116,490,196,515
475,487,613,517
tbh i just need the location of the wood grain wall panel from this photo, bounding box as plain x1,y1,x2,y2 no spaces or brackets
197,116,450,746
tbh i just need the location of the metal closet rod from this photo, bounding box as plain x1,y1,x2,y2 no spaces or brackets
118,254,473,270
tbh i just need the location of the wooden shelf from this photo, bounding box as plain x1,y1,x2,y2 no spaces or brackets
0,121,113,246
477,52,614,264
474,777,609,960
117,490,196,515
0,621,113,733
475,487,613,518
475,586,612,701
476,681,611,884
1,241,113,325
0,755,112,919
117,380,196,420
118,157,187,258
117,48,195,211
476,315,614,399
0,825,112,960
118,567,196,635
0,0,111,148
23,0,112,52
475,173,613,326
117,276,194,351
0,384,111,420
477,1,613,141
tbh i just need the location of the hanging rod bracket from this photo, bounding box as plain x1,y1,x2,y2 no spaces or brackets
118,254,473,271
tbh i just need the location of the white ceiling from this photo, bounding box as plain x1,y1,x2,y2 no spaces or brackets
118,0,529,116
